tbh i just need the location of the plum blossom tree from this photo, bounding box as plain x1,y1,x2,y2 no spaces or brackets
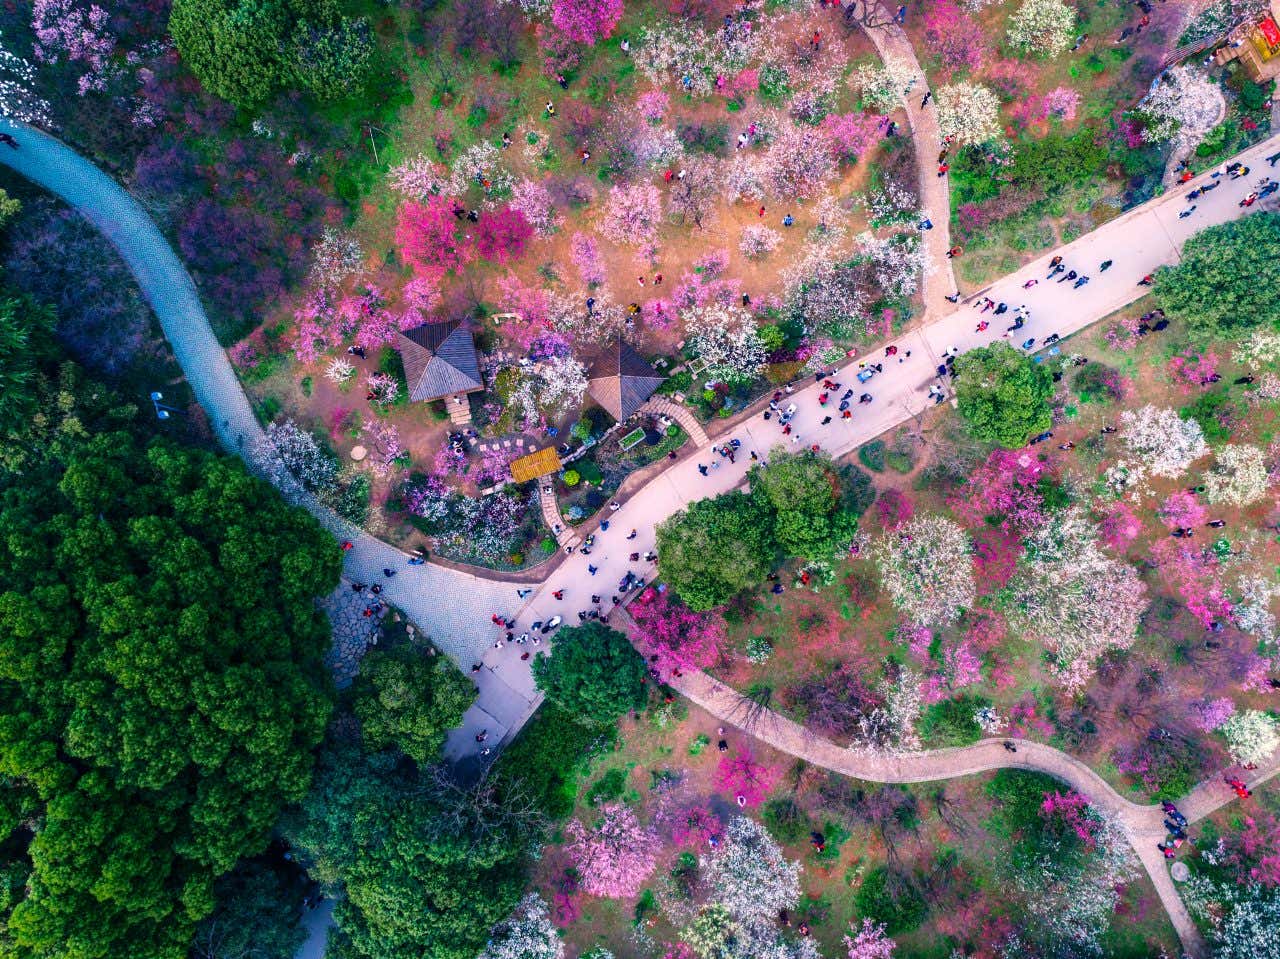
474,206,535,265
1007,508,1147,690
32,0,117,94
506,355,588,423
714,750,778,808
388,153,446,199
1119,405,1209,478
0,31,52,123
309,227,364,292
844,919,895,959
480,894,563,959
758,120,838,199
251,419,338,494
600,182,663,247
848,57,914,113
628,587,724,679
702,817,800,922
739,224,782,259
550,0,623,45
1220,710,1280,766
564,803,658,899
872,515,975,628
396,197,470,278
935,82,1002,146
510,179,562,236
1006,0,1076,56
1204,444,1271,506
1185,876,1280,959
1137,67,1224,145
684,304,765,385
820,112,884,163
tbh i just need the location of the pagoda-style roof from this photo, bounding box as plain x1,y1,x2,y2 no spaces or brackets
396,319,483,403
585,337,664,421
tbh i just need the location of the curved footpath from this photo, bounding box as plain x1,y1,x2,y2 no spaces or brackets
6,116,1280,958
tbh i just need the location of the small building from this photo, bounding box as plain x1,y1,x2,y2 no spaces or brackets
1214,0,1280,82
509,446,563,484
396,318,484,404
585,336,665,422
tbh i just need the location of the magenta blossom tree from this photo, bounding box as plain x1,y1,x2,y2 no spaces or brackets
628,587,724,679
714,750,778,808
669,804,723,850
922,0,985,76
820,112,884,163
474,206,534,265
396,196,470,278
845,918,896,959
564,802,658,899
551,0,624,45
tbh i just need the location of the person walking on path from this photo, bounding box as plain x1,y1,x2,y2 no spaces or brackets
0,133,17,149
1099,259,1113,271
1073,275,1090,289
921,91,931,108
894,4,906,23
1179,205,1196,219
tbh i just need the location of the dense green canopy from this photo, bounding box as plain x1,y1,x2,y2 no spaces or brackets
748,450,870,561
352,646,475,764
952,341,1054,448
1153,212,1280,338
0,293,55,458
0,418,340,958
656,491,777,611
531,621,648,725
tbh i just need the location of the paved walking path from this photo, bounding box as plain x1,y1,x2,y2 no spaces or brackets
641,396,711,448
7,114,1279,957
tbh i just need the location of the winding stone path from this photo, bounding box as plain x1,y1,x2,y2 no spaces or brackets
8,113,1280,958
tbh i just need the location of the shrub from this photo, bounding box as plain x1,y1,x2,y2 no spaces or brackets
763,797,813,845
920,694,990,747
495,702,616,818
854,866,927,935
858,440,886,472
563,469,581,486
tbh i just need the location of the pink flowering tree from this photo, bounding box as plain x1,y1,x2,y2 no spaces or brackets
564,803,658,899
569,231,606,287
1099,501,1142,552
551,0,624,45
951,449,1049,536
510,180,562,237
1188,697,1235,732
820,112,884,163
669,804,723,850
1221,813,1280,887
637,88,670,123
600,182,663,247
32,0,117,94
474,206,534,265
875,488,914,530
1149,539,1232,628
922,0,985,76
1039,86,1080,121
1166,349,1221,393
628,588,724,679
396,197,470,278
845,919,896,959
1039,790,1101,850
714,750,778,808
1158,490,1208,530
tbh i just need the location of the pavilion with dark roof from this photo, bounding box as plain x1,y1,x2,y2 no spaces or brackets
396,318,484,403
585,336,665,421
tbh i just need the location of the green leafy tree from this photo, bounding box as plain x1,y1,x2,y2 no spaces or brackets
292,16,374,102
657,492,775,610
0,189,20,231
0,294,55,452
352,647,475,765
191,859,307,959
531,621,647,725
952,341,1053,448
1153,212,1280,338
0,420,340,958
749,450,869,560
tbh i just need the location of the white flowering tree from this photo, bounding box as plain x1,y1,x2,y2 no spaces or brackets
599,181,663,247
848,57,914,113
684,304,766,385
873,515,975,628
446,141,514,197
758,120,838,200
507,355,588,423
251,419,338,494
702,817,801,923
310,228,364,292
1235,329,1280,370
1220,710,1280,766
1007,508,1148,690
388,153,446,199
1185,876,1280,959
854,230,930,299
935,82,1002,147
1119,405,1209,478
510,179,562,236
326,357,356,385
0,32,53,124
844,919,895,959
479,894,563,959
1204,444,1270,506
740,224,783,260
1006,0,1077,57
1138,67,1225,145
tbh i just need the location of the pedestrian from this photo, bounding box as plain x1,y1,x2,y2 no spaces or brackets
758,205,766,217
588,564,598,575
1138,274,1153,286
545,100,555,116
811,29,821,50
937,162,949,177
1070,33,1087,51
1073,275,1090,289
475,729,489,742
0,133,16,149
1099,259,1112,271
580,148,590,164
821,415,832,425
1022,278,1038,288
783,213,794,227
945,292,960,303
894,3,906,23
382,568,396,577
945,246,963,258
1057,269,1078,283
937,148,948,164
1239,192,1258,208
1267,150,1280,167
921,90,932,108
1235,375,1255,385
408,556,426,566
1179,205,1196,219
1002,740,1017,753
919,217,933,230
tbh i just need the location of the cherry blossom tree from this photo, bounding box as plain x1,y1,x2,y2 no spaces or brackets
1220,710,1280,766
396,196,470,278
1007,508,1147,690
739,224,782,260
872,515,975,628
388,153,446,199
1204,444,1271,506
475,206,535,264
551,0,623,45
1137,66,1224,145
923,0,986,75
1119,405,1209,478
32,0,117,94
480,894,564,959
684,304,765,385
848,57,914,114
565,803,658,899
1006,0,1076,56
600,182,663,247
629,587,724,679
702,817,800,922
568,232,606,288
820,112,884,163
1188,697,1235,732
936,82,1002,147
510,179,562,237
844,919,895,959
714,750,778,808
